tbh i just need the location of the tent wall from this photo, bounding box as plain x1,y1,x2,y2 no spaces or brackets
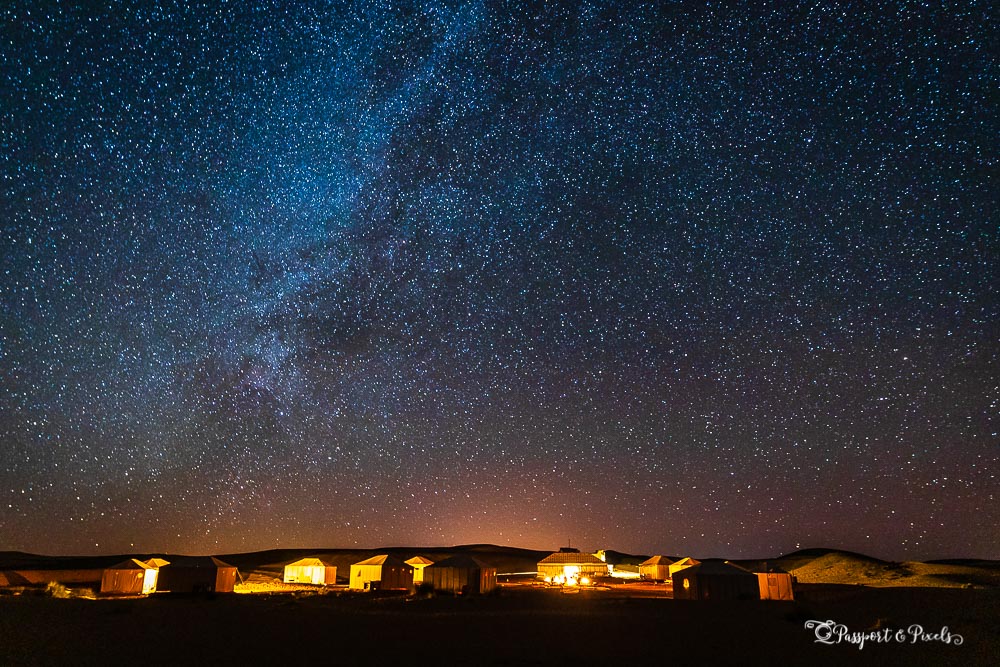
158,566,236,593
141,568,158,594
378,564,413,590
215,566,238,593
672,571,759,601
639,564,671,581
757,572,794,600
349,564,381,590
101,569,148,594
425,566,497,594
283,560,335,586
350,564,413,591
284,565,325,585
537,562,606,580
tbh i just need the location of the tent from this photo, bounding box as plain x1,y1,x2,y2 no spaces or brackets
537,552,608,582
639,555,673,581
349,555,414,591
405,556,434,584
283,558,337,586
101,559,158,595
156,556,238,593
422,555,497,595
756,570,795,600
671,560,759,601
668,557,701,579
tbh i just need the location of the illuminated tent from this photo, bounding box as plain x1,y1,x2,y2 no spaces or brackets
756,566,795,601
156,556,238,593
536,552,608,582
639,555,673,581
668,557,701,579
101,559,158,595
349,555,414,591
405,556,434,584
671,560,759,601
283,558,337,585
423,555,497,595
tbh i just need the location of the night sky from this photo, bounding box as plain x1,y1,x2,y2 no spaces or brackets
1,1,996,560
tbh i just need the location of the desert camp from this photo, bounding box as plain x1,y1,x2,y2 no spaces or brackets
1,544,996,666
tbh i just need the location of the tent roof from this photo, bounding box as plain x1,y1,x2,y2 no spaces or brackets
676,560,755,577
640,555,672,566
286,557,332,568
353,554,409,567
538,552,605,565
672,557,701,567
145,558,171,568
427,555,490,570
107,558,155,570
405,556,434,566
160,556,236,569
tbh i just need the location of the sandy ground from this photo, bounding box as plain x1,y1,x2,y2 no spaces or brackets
0,584,996,666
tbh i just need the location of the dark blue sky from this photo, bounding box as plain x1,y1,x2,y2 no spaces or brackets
1,1,996,559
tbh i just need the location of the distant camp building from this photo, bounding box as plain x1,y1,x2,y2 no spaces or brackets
423,555,497,595
537,552,608,583
154,556,238,593
668,557,701,579
349,555,414,591
756,567,795,601
405,556,434,585
283,558,337,586
671,560,760,601
639,555,673,581
101,559,159,595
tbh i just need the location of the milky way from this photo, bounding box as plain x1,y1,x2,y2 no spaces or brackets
1,1,996,559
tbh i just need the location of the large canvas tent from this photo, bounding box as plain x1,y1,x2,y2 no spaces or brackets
405,556,434,584
537,552,608,582
757,570,795,600
423,555,497,595
0,569,104,587
639,555,673,581
349,555,414,591
155,556,238,593
671,560,759,601
101,559,158,595
283,558,337,585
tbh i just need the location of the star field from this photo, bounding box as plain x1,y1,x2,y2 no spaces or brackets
1,1,996,559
